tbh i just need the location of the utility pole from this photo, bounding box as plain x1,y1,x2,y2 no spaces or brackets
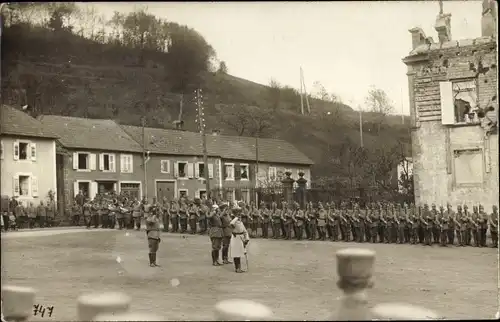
141,116,148,200
358,105,364,148
196,88,211,199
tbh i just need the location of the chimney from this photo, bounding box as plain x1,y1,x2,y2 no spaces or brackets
211,129,220,136
435,13,452,43
173,120,184,131
409,27,427,49
481,0,497,38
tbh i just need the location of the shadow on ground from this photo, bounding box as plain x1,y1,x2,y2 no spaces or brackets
1,230,498,321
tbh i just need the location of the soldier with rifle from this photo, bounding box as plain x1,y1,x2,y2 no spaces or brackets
446,203,455,245
260,202,271,239
179,199,189,233
307,202,317,241
439,205,448,247
463,204,472,246
161,197,170,233
471,205,481,247
271,202,282,239
422,204,432,246
455,205,464,246
370,203,379,243
417,205,425,244
409,206,419,244
188,200,199,234
478,204,489,247
430,204,439,244
316,202,327,241
293,202,306,240
397,203,406,244
251,203,262,238
363,203,372,243
170,199,180,233
378,203,387,243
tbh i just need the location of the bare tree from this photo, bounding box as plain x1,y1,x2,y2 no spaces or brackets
216,104,274,137
268,78,282,111
365,86,395,133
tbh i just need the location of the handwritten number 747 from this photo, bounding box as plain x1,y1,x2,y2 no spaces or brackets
33,304,54,318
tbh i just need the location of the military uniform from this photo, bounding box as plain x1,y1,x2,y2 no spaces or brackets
316,203,327,241
145,208,161,267
478,205,488,247
179,202,188,233
91,199,100,228
294,203,305,240
417,206,425,244
131,200,141,230
170,201,180,232
489,205,498,248
46,201,56,227
37,201,47,228
284,205,294,240
378,205,387,243
463,205,472,245
27,202,37,229
458,206,468,246
422,204,432,246
14,203,25,229
430,204,439,244
198,203,209,234
363,205,372,243
208,204,224,266
472,206,481,247
108,201,117,229
272,204,282,239
160,199,169,232
241,207,250,232
410,208,419,244
83,200,92,229
220,206,233,264
370,206,379,243
397,205,405,244
439,206,448,247
307,204,317,241
100,201,109,228
446,204,455,245
251,206,262,238
188,203,199,234
260,203,271,239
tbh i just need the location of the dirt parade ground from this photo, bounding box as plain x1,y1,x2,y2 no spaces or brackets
1,229,498,321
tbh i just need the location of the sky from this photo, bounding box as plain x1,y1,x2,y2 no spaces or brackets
86,1,484,115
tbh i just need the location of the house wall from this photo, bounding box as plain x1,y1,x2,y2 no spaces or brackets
406,39,498,209
1,136,57,206
146,154,220,200
60,149,144,209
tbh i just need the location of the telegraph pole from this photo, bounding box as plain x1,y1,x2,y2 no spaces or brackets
141,116,148,200
358,105,364,148
196,88,211,199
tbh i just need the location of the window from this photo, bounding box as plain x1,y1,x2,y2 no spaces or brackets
224,163,235,180
240,164,249,180
197,163,206,178
268,167,277,181
18,142,28,160
453,80,478,123
19,175,30,196
179,189,188,198
453,149,483,186
120,154,133,173
177,162,187,178
78,153,89,170
441,80,480,125
198,190,207,199
160,160,170,173
100,153,116,172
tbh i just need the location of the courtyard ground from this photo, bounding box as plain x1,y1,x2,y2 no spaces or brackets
1,229,498,321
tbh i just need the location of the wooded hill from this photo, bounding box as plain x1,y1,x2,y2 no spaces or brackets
1,4,411,191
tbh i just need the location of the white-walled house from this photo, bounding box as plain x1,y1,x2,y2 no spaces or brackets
1,106,59,206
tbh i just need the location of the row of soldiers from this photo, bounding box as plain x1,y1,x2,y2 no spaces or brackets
1,197,58,231
148,198,498,248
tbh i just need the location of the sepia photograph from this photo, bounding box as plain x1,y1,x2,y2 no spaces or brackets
0,0,498,321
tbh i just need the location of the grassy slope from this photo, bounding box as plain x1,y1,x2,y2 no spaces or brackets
1,230,497,320
1,25,411,176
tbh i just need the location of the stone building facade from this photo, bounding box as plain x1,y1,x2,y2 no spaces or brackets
403,1,498,209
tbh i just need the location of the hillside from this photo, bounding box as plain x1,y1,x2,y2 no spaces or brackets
1,23,411,185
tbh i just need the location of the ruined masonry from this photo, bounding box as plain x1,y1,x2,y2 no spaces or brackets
403,0,498,209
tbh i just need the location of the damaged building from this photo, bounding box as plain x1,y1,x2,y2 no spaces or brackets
403,0,498,209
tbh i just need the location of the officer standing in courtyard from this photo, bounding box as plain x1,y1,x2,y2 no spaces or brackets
145,200,161,267
220,202,233,264
208,202,224,266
